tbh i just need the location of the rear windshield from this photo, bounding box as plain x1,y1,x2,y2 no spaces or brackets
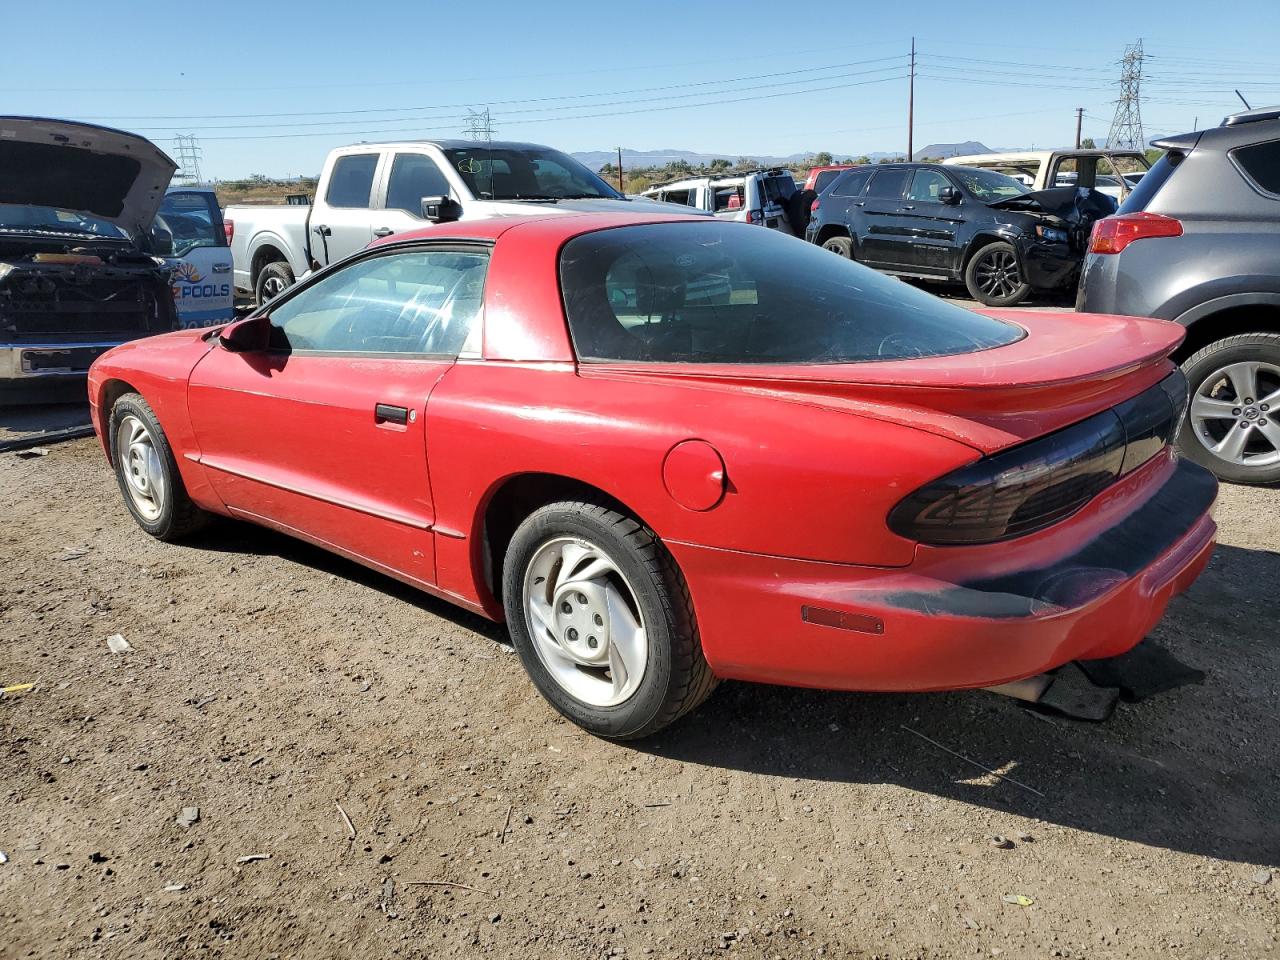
560,221,1022,364
759,173,796,203
443,146,621,201
155,191,226,256
1119,151,1182,213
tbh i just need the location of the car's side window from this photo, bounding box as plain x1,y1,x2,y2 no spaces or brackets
865,168,909,199
831,170,871,197
906,170,952,203
1232,139,1280,196
386,153,451,215
267,249,488,357
326,153,379,208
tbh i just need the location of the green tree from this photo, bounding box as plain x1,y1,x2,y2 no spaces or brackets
814,151,834,166
1080,137,1097,149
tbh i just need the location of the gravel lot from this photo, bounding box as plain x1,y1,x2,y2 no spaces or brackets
2,437,1277,959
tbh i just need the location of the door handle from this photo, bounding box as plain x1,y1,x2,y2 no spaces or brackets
853,201,866,207
374,403,410,425
313,224,332,237
900,204,915,210
373,227,394,238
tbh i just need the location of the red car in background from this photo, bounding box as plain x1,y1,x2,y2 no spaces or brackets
88,214,1217,739
803,164,860,193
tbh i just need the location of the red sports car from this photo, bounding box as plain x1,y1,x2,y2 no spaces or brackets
89,214,1217,738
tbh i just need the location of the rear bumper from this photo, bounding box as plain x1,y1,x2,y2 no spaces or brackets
672,452,1217,692
0,341,127,381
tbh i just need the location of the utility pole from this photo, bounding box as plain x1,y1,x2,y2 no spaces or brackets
1106,40,1146,150
1074,107,1083,149
907,37,916,161
173,134,203,185
616,146,624,192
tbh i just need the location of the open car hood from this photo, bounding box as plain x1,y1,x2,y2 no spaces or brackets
0,117,177,237
986,185,1118,223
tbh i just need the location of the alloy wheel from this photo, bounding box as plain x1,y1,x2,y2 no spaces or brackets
1190,360,1280,466
262,275,288,299
974,248,1021,300
522,537,648,708
116,414,166,522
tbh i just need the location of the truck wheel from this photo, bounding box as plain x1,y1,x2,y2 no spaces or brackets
502,501,717,740
965,241,1032,307
255,261,294,305
1179,333,1280,485
822,235,853,258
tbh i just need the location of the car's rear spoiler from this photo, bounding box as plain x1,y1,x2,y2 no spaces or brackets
1150,131,1204,153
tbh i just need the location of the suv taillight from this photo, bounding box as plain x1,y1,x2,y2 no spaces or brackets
810,198,820,213
1089,212,1182,255
224,219,235,244
888,372,1187,545
747,209,763,224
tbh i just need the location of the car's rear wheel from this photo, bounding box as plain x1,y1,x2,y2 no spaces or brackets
965,241,1032,307
502,501,716,739
1179,333,1280,485
822,235,853,258
255,261,294,305
110,393,209,540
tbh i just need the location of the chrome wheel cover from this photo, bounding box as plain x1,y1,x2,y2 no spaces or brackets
116,414,166,522
974,248,1022,300
261,273,288,300
1190,360,1280,467
522,537,648,708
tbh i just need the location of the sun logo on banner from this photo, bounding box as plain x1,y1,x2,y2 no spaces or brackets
173,262,204,284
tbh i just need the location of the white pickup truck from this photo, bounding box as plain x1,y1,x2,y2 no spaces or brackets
226,139,680,303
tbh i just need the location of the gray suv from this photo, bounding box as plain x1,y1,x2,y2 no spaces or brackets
1077,106,1280,485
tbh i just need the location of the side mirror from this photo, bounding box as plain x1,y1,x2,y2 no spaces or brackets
421,195,462,223
218,315,270,353
939,186,961,205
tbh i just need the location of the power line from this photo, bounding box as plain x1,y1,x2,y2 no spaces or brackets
172,134,203,185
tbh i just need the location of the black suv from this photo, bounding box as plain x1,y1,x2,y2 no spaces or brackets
805,162,1115,307
1078,107,1280,485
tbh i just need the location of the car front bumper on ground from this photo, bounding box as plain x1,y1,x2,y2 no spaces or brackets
670,451,1217,692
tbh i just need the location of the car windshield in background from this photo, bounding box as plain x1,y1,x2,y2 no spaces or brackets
560,221,1023,364
442,146,622,201
948,167,1032,202
155,192,224,257
0,204,128,239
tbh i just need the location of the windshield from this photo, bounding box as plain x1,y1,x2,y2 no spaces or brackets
154,191,226,257
560,221,1022,364
0,204,129,239
442,146,622,201
948,167,1031,202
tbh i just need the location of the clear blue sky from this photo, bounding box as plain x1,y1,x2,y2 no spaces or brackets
3,0,1278,178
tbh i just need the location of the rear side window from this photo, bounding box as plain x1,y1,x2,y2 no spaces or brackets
155,191,225,256
1232,140,1280,196
559,221,1021,364
325,153,379,208
1118,152,1182,213
760,174,796,203
813,170,841,192
866,168,909,199
386,153,450,215
659,189,696,207
831,169,871,197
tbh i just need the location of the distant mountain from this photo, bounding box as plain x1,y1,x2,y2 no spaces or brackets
911,141,991,161
571,148,808,169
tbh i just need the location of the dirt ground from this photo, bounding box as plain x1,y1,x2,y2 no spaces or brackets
1,438,1277,960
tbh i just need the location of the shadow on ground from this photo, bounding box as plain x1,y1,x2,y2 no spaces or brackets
189,519,1279,867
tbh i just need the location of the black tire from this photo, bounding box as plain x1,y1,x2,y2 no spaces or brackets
502,501,717,739
822,235,853,258
964,241,1032,307
1177,332,1280,486
254,261,294,306
109,393,209,540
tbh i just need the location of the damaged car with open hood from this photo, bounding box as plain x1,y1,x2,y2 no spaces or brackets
804,161,1117,306
0,117,179,389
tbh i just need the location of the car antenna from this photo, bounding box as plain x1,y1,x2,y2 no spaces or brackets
1235,89,1252,110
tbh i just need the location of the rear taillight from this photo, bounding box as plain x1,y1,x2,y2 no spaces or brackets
224,218,235,244
1089,212,1182,255
889,371,1186,545
810,198,820,213
747,209,763,224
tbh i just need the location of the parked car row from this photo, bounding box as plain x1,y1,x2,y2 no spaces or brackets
639,169,801,234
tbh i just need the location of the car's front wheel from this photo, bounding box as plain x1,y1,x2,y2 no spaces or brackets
110,393,209,540
255,261,294,305
502,501,716,739
1179,333,1280,485
822,235,853,258
965,241,1032,307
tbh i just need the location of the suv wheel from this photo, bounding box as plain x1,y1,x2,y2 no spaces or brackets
1180,333,1280,485
255,261,294,305
822,235,853,258
964,241,1032,307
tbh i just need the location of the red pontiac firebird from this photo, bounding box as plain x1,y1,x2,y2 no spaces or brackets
88,213,1218,738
